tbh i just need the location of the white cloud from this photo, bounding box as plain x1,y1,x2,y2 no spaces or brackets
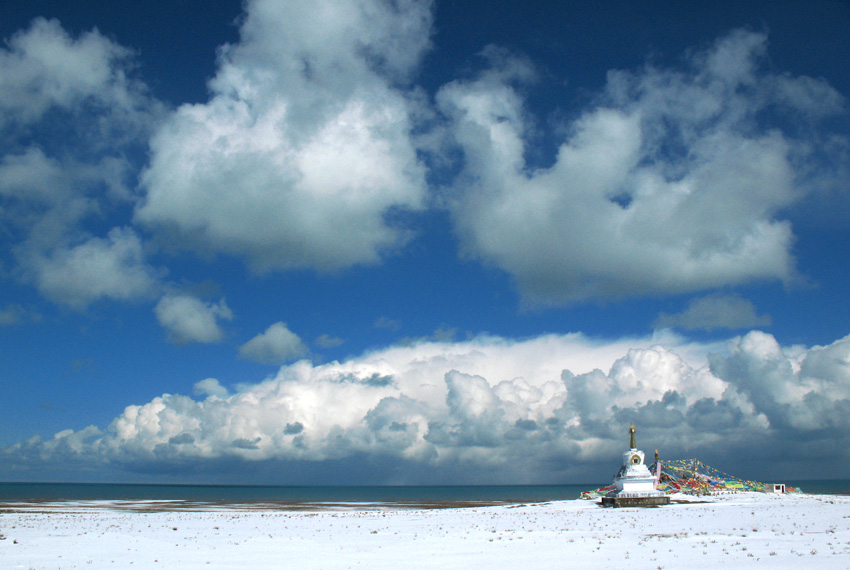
193,378,229,399
239,322,308,364
136,0,432,272
154,294,233,344
655,294,772,331
0,18,150,127
14,329,850,482
438,29,847,304
0,147,76,209
23,228,161,309
710,331,850,432
1,149,164,309
0,19,164,309
0,148,138,256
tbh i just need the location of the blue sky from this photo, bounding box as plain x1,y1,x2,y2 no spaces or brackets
1,0,849,485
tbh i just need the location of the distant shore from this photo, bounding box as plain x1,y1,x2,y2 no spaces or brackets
3,492,849,569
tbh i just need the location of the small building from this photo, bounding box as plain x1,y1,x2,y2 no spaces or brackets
765,483,786,494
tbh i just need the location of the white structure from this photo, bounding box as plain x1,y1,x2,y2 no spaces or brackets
602,424,669,507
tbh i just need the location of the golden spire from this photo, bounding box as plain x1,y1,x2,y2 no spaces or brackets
629,423,636,449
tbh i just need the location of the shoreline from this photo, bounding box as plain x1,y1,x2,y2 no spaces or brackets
0,498,516,513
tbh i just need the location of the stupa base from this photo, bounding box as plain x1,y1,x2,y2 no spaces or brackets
601,495,670,508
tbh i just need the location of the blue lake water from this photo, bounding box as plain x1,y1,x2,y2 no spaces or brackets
0,483,596,504
1,480,848,504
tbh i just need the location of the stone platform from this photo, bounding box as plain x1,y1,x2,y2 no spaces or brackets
601,495,670,508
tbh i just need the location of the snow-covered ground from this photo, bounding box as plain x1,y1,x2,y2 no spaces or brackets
2,492,849,569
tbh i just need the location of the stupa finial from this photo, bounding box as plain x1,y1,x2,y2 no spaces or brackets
629,423,636,449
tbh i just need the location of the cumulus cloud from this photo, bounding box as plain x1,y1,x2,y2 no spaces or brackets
0,147,161,309
438,29,848,304
193,378,229,399
23,228,162,309
136,0,432,272
6,329,848,483
238,322,308,364
0,19,164,308
710,332,850,432
154,294,233,344
655,294,772,331
0,17,154,129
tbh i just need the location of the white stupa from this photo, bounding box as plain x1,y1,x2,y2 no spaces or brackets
601,424,670,507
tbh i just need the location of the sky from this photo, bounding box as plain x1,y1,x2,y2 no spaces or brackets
1,0,849,485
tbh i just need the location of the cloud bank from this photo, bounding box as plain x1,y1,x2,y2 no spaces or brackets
6,330,849,483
